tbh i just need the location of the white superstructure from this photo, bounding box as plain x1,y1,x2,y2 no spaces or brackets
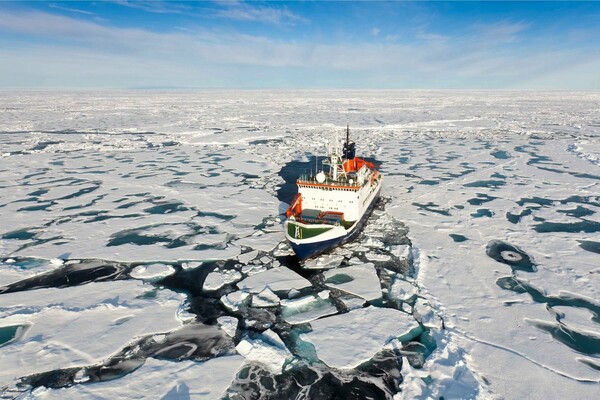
292,131,380,223
285,127,383,259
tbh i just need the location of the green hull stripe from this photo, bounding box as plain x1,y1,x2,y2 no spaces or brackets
287,222,332,240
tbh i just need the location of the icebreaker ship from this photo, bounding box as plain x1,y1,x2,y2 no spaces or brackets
284,127,383,259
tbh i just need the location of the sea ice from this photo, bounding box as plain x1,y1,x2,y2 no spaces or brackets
389,275,418,302
36,355,245,399
203,268,242,291
303,253,344,270
217,316,239,338
0,280,186,387
301,306,421,369
413,298,443,330
235,329,292,374
323,263,382,301
237,266,312,294
130,263,175,282
2,90,600,399
220,291,250,313
280,292,338,324
251,287,280,307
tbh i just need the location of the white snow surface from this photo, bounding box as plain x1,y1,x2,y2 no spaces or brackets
35,355,245,399
0,280,186,387
1,90,600,399
237,266,312,294
323,263,382,301
130,263,175,282
235,330,292,374
301,306,421,369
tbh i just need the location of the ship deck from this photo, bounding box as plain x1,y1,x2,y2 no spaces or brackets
299,208,344,225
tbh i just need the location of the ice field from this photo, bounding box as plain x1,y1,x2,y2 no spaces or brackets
0,91,599,399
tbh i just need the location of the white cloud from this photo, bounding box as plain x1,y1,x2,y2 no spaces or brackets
472,20,531,44
415,31,447,42
112,0,191,15
48,3,95,16
214,1,308,26
0,9,597,89
371,28,380,37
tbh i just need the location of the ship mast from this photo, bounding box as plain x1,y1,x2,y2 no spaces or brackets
323,128,349,182
346,124,349,151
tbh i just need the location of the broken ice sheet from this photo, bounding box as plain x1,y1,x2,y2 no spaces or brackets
251,287,280,308
129,263,175,282
237,266,312,295
217,316,239,338
280,291,338,324
0,280,186,387
301,306,422,369
220,290,250,313
235,329,292,374
388,274,418,302
203,267,242,291
323,263,382,301
35,355,245,399
302,253,345,270
413,298,444,330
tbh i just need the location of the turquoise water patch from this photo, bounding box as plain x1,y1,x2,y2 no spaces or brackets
491,150,510,159
0,257,49,270
198,211,235,221
497,276,600,322
324,274,354,285
467,193,498,206
0,324,30,346
506,209,533,224
578,240,600,254
516,197,554,207
449,234,468,243
528,319,600,356
471,209,493,218
463,180,505,188
418,180,439,185
106,223,219,248
557,206,595,218
54,185,100,201
412,202,451,216
534,220,600,234
144,201,188,214
27,189,48,196
2,228,37,240
18,202,56,211
486,240,536,272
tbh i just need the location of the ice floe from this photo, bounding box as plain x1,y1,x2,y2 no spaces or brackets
301,306,421,369
237,266,312,294
235,330,292,374
129,263,175,282
0,280,186,387
2,90,600,399
35,355,245,399
323,263,382,301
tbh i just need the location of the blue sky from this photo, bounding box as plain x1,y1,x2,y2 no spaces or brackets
0,1,599,89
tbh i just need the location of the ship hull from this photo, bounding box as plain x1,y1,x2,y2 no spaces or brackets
286,184,381,260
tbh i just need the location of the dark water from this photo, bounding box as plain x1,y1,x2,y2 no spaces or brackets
449,234,468,243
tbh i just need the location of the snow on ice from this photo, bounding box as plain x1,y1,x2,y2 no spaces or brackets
1,90,599,399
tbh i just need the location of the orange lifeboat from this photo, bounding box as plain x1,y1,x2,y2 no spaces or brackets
285,193,302,218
